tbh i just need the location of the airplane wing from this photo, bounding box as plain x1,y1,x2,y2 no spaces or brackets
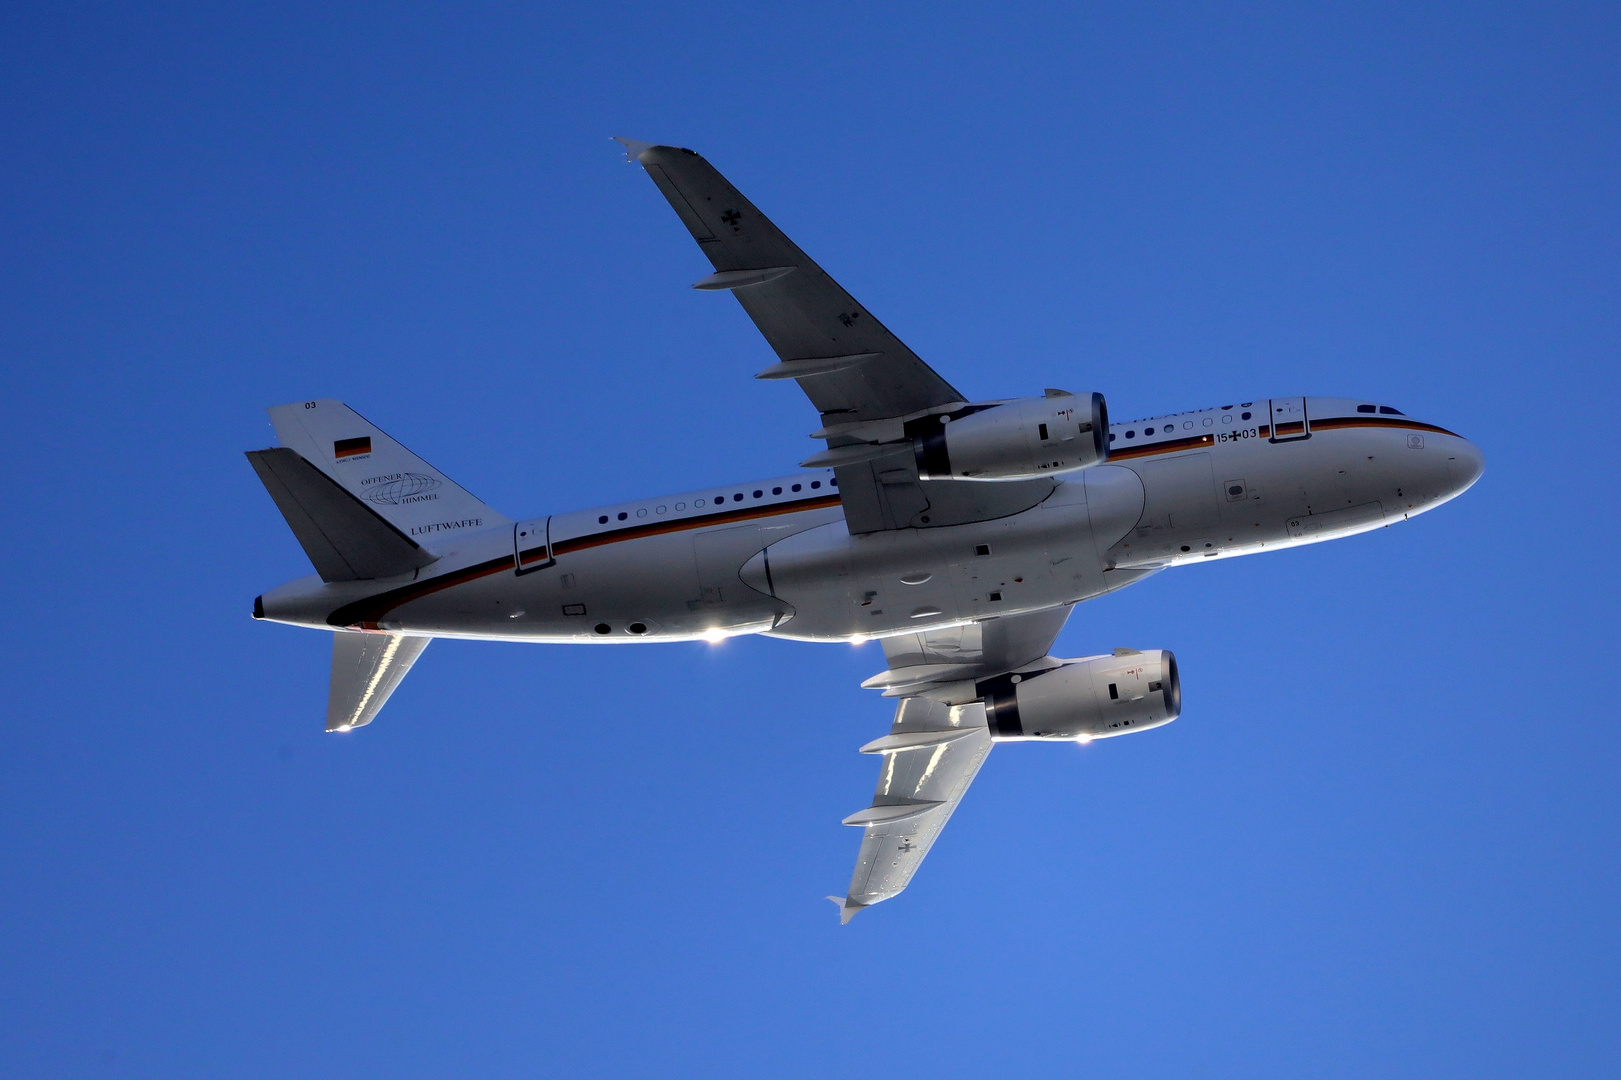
831,605,1073,922
619,140,966,425
619,139,1055,534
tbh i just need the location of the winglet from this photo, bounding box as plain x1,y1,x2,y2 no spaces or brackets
611,136,655,163
826,895,867,925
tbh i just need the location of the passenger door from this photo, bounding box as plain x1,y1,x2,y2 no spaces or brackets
1269,397,1310,441
513,517,552,575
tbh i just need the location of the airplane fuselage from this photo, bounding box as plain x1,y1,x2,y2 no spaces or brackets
257,396,1483,643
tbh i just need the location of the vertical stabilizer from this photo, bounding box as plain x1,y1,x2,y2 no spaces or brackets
268,400,508,544
328,632,430,732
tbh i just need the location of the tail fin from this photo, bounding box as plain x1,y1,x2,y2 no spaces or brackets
328,631,430,731
267,400,508,542
246,447,437,582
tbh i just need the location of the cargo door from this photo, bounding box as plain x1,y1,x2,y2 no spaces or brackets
514,517,553,575
1269,397,1310,442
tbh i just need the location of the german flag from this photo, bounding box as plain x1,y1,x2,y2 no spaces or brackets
333,436,372,459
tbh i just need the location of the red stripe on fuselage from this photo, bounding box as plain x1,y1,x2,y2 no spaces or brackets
326,493,843,627
325,417,1457,628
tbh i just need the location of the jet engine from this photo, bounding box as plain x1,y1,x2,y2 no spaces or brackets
911,391,1109,481
977,649,1179,742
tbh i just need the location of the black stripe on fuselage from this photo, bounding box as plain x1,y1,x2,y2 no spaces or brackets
325,417,1455,628
326,492,843,627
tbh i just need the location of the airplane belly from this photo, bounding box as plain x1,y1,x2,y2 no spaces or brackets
761,482,1127,642
385,531,709,640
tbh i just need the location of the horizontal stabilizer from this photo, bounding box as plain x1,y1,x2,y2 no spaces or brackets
247,447,438,583
328,632,430,732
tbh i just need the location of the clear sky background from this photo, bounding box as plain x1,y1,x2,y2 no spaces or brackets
2,3,1618,1077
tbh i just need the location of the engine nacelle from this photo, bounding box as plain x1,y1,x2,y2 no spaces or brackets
911,391,1109,481
978,649,1180,742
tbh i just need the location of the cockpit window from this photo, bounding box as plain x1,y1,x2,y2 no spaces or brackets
1379,406,1404,415
1357,404,1376,413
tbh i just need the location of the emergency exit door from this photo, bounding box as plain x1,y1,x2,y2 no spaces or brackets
1269,397,1310,441
513,517,552,574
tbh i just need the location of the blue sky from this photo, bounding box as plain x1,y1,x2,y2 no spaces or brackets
2,3,1618,1077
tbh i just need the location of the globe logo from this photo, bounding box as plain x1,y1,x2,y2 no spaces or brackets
362,473,442,505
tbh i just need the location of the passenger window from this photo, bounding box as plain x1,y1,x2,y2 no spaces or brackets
617,512,627,521
811,480,821,489
772,487,782,495
1125,430,1135,439
1144,427,1154,435
753,490,762,498
792,483,802,492
598,515,608,524
1109,433,1116,442
1241,412,1251,420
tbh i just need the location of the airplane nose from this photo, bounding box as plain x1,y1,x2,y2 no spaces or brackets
1449,437,1484,495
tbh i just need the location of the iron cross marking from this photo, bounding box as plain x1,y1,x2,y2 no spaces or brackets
897,839,916,853
721,209,740,225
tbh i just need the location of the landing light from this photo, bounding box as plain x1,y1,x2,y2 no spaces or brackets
333,724,353,733
1074,734,1093,745
701,628,729,644
848,634,868,645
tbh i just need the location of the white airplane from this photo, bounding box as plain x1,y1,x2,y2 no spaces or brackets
248,140,1483,922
